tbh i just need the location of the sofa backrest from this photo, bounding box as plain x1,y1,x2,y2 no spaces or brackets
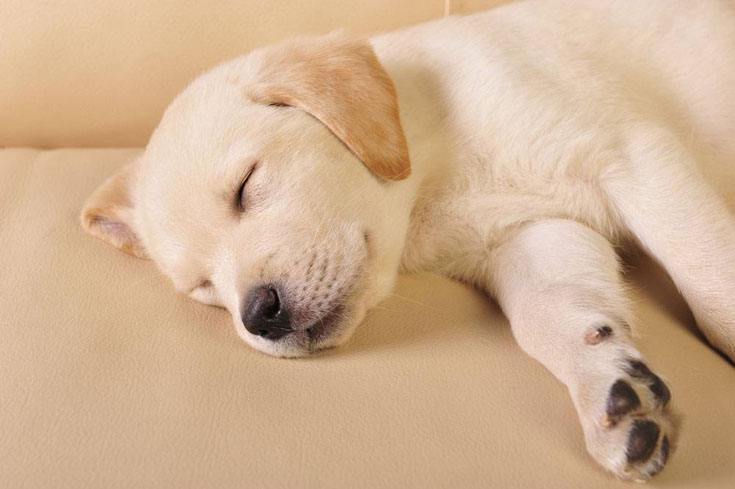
1,0,504,148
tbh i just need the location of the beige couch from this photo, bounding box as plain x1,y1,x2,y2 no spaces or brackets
1,2,734,488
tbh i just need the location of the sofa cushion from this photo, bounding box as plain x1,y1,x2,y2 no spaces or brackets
1,148,734,488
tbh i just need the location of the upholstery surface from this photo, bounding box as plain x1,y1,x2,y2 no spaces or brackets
0,1,513,148
1,149,734,488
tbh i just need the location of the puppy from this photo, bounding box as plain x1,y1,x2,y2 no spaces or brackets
80,0,735,481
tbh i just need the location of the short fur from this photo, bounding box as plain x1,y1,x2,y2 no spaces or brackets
81,0,735,481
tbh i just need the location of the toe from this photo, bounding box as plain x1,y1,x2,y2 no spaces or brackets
606,379,641,423
626,419,661,464
627,359,672,407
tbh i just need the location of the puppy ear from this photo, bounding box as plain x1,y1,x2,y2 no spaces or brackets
247,35,411,181
80,158,147,258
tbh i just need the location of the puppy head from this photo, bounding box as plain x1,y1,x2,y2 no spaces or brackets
81,34,413,357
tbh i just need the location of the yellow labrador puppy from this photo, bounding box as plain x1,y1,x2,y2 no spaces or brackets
81,0,735,481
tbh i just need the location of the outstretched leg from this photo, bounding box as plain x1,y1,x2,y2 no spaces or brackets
604,125,735,362
488,219,674,481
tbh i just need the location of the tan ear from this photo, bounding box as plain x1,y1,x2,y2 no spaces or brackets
247,35,410,181
80,159,146,258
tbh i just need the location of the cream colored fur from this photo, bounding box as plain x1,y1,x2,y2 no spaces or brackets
81,0,735,481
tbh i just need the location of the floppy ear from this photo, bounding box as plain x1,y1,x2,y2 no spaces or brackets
247,35,411,181
80,159,146,258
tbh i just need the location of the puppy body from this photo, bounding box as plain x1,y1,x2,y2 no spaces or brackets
82,0,735,481
377,0,735,277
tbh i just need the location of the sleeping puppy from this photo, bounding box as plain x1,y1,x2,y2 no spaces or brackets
80,0,735,481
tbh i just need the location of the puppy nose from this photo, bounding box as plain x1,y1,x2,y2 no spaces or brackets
242,285,292,340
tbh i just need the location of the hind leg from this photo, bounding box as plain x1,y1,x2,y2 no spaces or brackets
488,219,675,480
604,125,735,362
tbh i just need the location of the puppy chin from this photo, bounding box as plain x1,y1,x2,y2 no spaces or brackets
308,300,366,352
237,328,310,358
235,301,367,358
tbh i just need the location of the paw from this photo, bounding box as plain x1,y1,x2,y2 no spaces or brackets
581,359,675,481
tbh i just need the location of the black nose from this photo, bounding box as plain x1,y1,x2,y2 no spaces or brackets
242,286,292,340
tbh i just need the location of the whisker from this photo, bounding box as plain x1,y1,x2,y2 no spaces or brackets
387,292,443,312
369,304,401,314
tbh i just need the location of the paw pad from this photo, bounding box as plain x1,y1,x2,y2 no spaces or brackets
585,325,613,345
627,360,671,406
626,419,660,463
605,380,640,425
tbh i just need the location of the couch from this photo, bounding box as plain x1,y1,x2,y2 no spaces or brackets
2,1,734,488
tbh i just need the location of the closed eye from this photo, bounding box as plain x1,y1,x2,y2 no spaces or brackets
236,163,257,212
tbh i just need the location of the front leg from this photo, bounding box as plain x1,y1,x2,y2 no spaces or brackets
487,219,675,481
